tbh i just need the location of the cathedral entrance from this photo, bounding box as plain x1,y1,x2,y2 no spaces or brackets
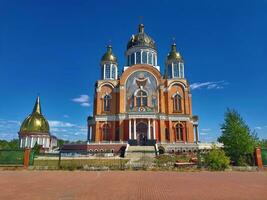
136,122,148,145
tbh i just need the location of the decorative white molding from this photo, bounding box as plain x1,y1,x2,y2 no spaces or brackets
95,114,191,122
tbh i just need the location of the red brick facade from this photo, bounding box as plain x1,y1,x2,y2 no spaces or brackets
88,64,199,144
88,24,199,145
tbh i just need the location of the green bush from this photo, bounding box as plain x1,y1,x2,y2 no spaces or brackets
204,147,230,171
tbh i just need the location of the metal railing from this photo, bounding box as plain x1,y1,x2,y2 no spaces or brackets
0,149,25,166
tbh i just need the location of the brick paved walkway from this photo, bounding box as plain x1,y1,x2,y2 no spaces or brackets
0,171,266,200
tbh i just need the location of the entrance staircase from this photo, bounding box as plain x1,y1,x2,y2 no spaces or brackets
125,145,157,169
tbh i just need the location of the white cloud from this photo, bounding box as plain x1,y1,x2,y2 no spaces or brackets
0,119,21,141
72,95,91,107
190,81,228,90
200,128,211,132
48,120,76,128
200,132,208,136
48,120,87,141
81,102,90,107
255,126,262,130
63,114,69,118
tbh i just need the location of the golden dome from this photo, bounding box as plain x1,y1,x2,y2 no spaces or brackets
101,45,117,64
20,96,50,133
127,24,156,50
167,43,183,62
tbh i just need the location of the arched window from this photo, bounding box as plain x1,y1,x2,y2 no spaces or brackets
136,51,141,64
102,124,110,141
142,51,147,64
103,95,111,112
173,63,179,77
148,52,152,64
179,63,184,78
173,94,182,112
175,123,183,141
111,65,116,79
136,90,147,107
105,64,111,79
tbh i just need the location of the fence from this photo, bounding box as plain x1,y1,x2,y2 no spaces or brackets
0,149,35,167
262,148,267,166
33,151,130,170
32,150,198,170
0,149,25,166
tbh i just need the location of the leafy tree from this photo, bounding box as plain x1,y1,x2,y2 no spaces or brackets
218,109,256,166
0,139,19,150
257,139,267,148
204,146,230,171
32,142,41,154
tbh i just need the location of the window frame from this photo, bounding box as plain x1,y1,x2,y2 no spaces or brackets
135,89,148,107
103,94,111,112
175,123,184,141
102,123,110,141
173,93,182,113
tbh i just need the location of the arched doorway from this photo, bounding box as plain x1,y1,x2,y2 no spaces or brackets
136,122,148,145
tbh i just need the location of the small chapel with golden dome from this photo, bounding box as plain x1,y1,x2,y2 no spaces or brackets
87,24,199,149
18,96,57,151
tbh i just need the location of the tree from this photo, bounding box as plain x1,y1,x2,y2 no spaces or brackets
32,142,41,154
0,139,19,150
218,109,256,166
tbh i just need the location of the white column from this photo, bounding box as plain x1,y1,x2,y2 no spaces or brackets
171,63,174,78
37,137,40,145
110,64,112,79
25,137,28,147
115,66,118,79
20,138,23,148
134,119,136,140
141,50,143,63
153,119,156,140
103,64,106,79
90,126,92,140
129,119,132,139
148,119,151,139
30,137,33,148
134,52,136,64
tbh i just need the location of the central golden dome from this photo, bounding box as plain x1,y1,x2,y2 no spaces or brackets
127,24,156,50
20,96,50,134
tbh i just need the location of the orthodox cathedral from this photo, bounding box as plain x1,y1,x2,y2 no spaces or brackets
87,24,199,148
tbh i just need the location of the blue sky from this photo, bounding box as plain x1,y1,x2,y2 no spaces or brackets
0,0,267,141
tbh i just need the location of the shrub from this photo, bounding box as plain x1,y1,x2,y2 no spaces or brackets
204,147,230,171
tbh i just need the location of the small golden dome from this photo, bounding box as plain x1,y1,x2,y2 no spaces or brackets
101,45,117,64
127,24,156,50
20,96,50,133
167,43,183,62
